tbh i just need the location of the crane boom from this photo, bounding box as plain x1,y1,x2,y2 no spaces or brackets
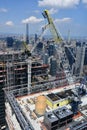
22,24,47,56
31,27,47,54
22,42,31,56
42,10,76,61
42,10,63,43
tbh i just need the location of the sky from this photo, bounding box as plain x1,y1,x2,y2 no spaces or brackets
0,0,87,37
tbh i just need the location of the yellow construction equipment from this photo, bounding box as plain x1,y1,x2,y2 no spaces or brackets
23,10,63,56
42,9,63,43
42,10,76,61
22,28,46,56
22,41,31,56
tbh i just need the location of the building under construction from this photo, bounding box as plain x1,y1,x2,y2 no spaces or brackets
0,49,59,129
1,9,87,130
4,81,87,130
0,50,28,129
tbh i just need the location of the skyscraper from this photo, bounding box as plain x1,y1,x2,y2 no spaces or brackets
48,43,55,56
26,23,29,44
43,53,49,65
35,34,38,42
6,37,14,48
50,56,57,76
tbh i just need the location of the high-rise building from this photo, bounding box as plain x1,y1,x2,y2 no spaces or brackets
26,23,29,44
48,43,55,56
50,56,57,76
65,46,75,68
84,44,87,65
83,43,87,74
35,34,38,42
75,42,86,75
36,42,43,54
0,51,28,129
76,41,81,47
6,37,14,48
43,53,49,65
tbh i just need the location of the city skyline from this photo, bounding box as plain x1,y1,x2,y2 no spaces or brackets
0,0,87,37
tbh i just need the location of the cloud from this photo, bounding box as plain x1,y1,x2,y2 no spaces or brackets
5,21,14,26
49,8,58,14
22,16,43,24
82,0,87,3
38,0,80,8
55,17,72,23
0,8,8,13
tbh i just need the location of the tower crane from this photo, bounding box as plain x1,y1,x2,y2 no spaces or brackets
23,9,75,61
22,9,76,64
22,26,47,92
42,9,63,43
23,9,63,56
22,27,46,56
31,28,46,54
42,9,79,80
42,10,77,65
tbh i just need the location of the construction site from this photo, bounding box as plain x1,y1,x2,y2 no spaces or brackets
0,10,87,130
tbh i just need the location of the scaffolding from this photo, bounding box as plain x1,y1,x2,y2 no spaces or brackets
4,91,34,130
3,77,79,130
27,58,31,93
0,62,6,128
0,50,29,128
